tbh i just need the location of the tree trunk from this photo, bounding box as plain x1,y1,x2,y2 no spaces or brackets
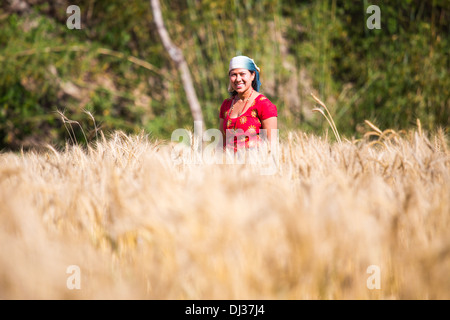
150,0,204,132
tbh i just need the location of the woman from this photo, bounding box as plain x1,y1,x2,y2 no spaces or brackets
219,56,277,151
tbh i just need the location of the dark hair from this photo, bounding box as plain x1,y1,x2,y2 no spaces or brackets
230,70,258,96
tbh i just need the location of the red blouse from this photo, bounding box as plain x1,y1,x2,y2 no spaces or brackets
219,94,277,150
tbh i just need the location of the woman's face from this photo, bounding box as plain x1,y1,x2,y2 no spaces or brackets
229,68,255,94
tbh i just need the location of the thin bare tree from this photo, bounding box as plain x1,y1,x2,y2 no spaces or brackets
150,0,204,131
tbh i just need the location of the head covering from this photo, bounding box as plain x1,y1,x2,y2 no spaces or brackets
228,55,261,92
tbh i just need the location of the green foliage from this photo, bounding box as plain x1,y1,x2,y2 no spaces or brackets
0,0,448,150
284,0,449,135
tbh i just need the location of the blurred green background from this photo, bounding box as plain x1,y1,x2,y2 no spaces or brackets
0,0,448,150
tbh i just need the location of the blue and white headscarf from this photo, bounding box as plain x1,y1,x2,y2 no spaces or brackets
228,55,261,92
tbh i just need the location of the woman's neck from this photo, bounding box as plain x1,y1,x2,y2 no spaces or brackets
237,88,253,101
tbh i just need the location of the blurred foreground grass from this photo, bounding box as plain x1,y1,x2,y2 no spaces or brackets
0,127,448,299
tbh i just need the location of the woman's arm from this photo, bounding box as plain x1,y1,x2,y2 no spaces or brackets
261,116,277,142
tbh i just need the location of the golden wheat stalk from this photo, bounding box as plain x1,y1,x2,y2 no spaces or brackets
56,109,88,145
364,120,382,135
310,93,342,144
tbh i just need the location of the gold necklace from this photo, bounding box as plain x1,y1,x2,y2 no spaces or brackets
231,90,253,118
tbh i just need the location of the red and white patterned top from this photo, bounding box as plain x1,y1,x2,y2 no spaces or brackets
219,94,277,150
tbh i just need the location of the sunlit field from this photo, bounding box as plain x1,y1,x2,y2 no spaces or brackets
0,126,448,299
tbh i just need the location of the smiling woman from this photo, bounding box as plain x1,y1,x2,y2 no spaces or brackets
219,56,278,151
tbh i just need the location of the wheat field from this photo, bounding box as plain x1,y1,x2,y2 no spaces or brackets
0,125,449,299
